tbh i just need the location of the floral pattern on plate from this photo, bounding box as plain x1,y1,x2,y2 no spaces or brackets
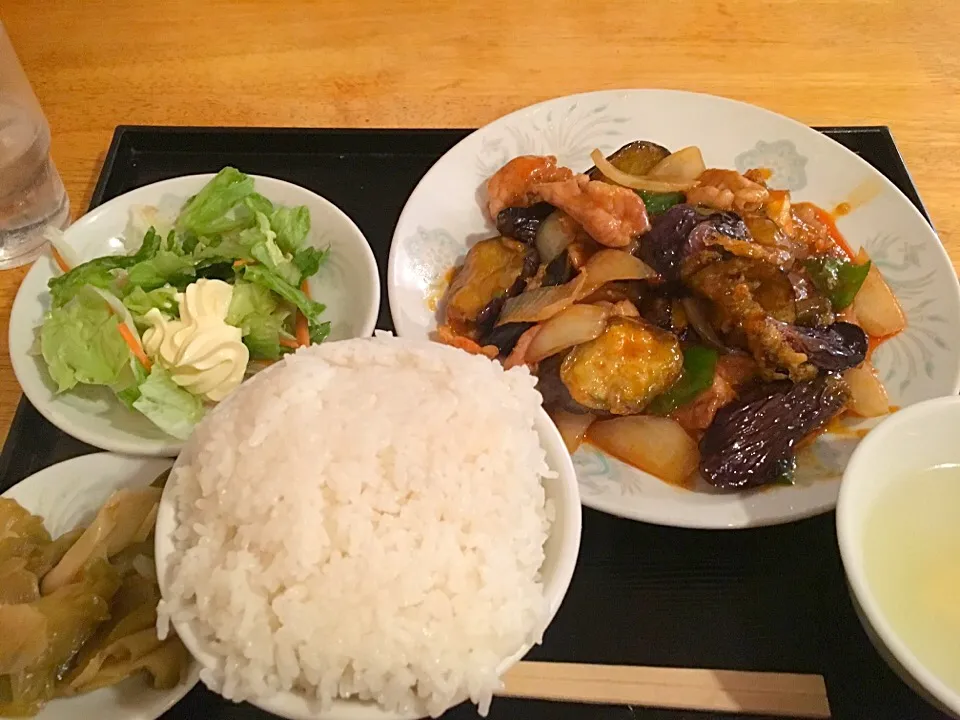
735,139,809,191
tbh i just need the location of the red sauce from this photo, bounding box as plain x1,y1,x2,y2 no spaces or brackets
832,202,853,217
810,204,856,259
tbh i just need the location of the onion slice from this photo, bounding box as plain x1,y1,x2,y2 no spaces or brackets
526,303,611,363
590,149,697,192
497,273,586,326
589,415,699,486
551,409,595,454
647,146,707,182
535,211,578,265
578,249,657,298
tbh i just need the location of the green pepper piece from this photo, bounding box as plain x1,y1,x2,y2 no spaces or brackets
647,345,718,415
803,257,871,310
637,190,685,216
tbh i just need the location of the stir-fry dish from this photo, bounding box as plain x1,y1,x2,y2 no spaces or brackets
437,142,907,490
0,473,188,715
37,168,331,439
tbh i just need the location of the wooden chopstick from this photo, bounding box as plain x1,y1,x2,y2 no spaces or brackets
499,661,831,718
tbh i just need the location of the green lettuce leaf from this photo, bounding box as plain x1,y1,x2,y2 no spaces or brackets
226,281,278,326
126,251,196,291
114,356,149,408
122,286,179,326
292,246,328,279
39,288,132,393
270,206,310,254
242,264,326,323
241,212,302,285
48,228,163,307
242,311,292,360
132,366,205,440
175,167,255,237
226,281,290,360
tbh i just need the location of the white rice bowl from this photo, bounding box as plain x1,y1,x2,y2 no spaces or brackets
156,336,560,717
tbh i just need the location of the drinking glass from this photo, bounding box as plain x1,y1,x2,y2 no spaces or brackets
0,22,69,269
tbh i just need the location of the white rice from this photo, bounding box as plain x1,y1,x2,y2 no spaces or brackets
157,336,554,716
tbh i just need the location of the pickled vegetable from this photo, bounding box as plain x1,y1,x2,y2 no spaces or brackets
699,375,849,489
444,237,537,334
559,317,683,415
0,559,120,715
42,487,161,594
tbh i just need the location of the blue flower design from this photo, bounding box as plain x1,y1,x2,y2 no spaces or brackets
476,103,631,179
735,140,808,191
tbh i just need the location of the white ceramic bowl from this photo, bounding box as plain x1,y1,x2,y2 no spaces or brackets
1,452,200,720
388,89,960,529
9,173,380,457
155,406,581,720
838,396,960,717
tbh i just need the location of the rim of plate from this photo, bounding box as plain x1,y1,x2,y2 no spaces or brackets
837,396,960,716
387,88,960,529
1,451,201,720
10,173,380,457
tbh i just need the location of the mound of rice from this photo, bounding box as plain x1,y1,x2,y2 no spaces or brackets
157,336,554,716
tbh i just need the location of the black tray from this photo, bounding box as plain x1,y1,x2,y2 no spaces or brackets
0,126,947,720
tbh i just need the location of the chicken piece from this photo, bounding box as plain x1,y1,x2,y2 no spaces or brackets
791,202,848,258
486,155,574,219
536,175,650,248
687,169,770,213
435,325,498,359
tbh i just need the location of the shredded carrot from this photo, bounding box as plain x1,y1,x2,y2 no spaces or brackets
118,323,152,371
279,336,300,350
232,259,251,268
294,280,311,347
51,247,71,273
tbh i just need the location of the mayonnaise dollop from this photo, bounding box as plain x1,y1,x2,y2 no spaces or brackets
142,279,249,402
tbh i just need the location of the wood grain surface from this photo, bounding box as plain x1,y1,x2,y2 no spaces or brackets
2,0,959,445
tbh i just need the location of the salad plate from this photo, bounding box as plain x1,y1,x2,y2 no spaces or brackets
9,173,379,456
388,89,960,529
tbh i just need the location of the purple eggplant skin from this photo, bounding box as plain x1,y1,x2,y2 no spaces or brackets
638,206,750,282
699,375,849,490
495,202,554,244
783,322,867,372
536,354,595,415
637,205,701,282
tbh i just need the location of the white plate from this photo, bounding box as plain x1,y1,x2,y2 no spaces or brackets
388,89,960,529
1,452,200,720
10,174,380,456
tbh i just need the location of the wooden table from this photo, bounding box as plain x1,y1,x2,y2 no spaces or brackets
2,0,959,447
